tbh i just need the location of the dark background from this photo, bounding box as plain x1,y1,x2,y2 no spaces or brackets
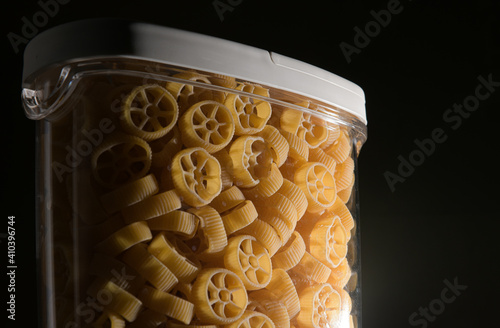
2,0,499,327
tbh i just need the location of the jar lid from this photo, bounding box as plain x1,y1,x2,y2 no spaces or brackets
23,18,366,123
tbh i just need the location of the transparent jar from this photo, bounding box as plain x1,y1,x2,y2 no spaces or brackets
22,19,367,328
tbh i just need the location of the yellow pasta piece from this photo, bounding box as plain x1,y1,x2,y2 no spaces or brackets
171,281,193,301
257,125,289,167
328,197,354,231
224,83,272,135
88,253,145,294
179,100,235,153
319,123,341,150
294,162,337,214
122,189,182,224
272,231,306,271
209,73,238,89
188,206,228,256
150,126,183,168
91,133,152,189
280,130,309,162
265,269,300,319
221,200,258,235
224,235,272,290
248,290,290,328
171,147,222,207
121,243,178,292
291,251,331,284
260,213,292,246
296,283,341,328
147,232,200,283
212,149,234,190
327,258,352,289
191,268,248,324
168,322,217,328
166,71,225,113
309,147,336,174
90,310,125,328
277,179,308,221
147,210,199,239
333,286,352,314
337,174,355,204
100,174,159,214
225,310,275,328
309,215,348,269
138,285,195,324
241,163,284,199
253,192,298,230
324,130,351,163
209,185,245,213
121,84,179,141
87,278,143,322
94,221,152,257
279,103,328,149
229,135,275,189
238,219,281,257
334,157,354,192
127,309,167,328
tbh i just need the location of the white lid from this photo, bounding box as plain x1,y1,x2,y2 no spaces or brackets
23,18,366,123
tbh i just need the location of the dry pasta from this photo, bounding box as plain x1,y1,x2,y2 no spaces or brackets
120,84,179,141
87,278,143,322
121,243,179,292
224,83,272,135
309,215,348,269
58,75,360,328
100,173,159,214
294,162,337,213
171,147,222,207
179,100,235,153
147,210,199,239
138,285,195,324
191,268,248,324
121,189,182,224
91,132,152,189
223,235,272,290
93,221,152,257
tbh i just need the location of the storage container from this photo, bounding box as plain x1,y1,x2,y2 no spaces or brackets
22,19,367,328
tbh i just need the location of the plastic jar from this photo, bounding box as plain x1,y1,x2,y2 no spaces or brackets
22,19,367,328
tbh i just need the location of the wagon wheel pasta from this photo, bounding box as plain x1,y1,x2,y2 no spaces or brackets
280,102,328,149
309,216,348,269
91,133,152,189
171,147,222,207
121,84,179,141
294,162,337,214
49,74,361,328
224,83,272,135
191,268,248,324
225,310,276,328
166,71,225,113
296,283,341,328
179,100,235,153
223,235,272,290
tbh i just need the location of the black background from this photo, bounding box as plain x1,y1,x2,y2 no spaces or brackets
2,0,499,327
